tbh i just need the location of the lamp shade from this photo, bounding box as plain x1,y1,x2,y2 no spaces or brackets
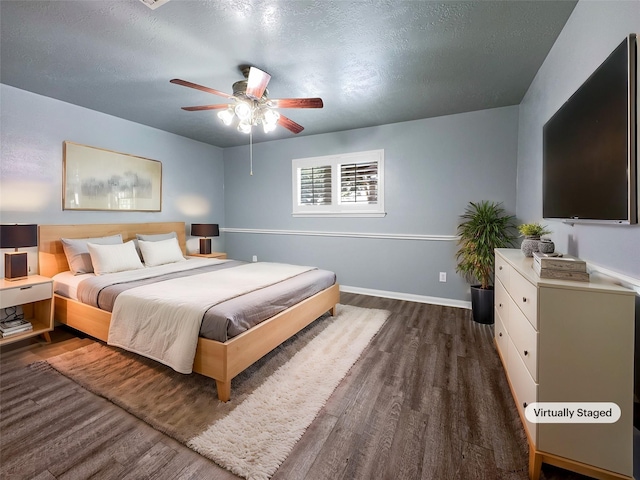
0,224,38,249
191,224,219,237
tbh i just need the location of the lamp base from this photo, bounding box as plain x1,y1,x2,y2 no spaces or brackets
199,238,212,255
5,252,28,281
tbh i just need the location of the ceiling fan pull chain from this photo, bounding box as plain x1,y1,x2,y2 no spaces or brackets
250,129,253,176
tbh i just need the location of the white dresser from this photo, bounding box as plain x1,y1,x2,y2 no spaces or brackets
494,248,635,480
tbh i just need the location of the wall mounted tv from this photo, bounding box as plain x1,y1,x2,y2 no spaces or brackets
543,33,637,224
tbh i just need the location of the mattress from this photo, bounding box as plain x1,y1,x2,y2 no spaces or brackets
53,258,336,342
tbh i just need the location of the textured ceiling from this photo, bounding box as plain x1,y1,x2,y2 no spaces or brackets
0,0,577,148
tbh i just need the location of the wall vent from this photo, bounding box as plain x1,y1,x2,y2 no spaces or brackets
138,0,171,10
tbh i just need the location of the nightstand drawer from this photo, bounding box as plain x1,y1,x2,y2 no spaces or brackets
0,282,52,309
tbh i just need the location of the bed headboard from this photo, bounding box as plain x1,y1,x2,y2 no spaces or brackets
38,222,187,278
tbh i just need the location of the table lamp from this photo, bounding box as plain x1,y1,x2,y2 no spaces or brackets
1,224,38,280
190,223,219,255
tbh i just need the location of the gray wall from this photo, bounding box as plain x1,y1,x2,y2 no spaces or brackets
0,84,225,272
517,0,640,280
224,106,519,304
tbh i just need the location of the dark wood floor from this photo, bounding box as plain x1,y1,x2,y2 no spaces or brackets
0,293,595,479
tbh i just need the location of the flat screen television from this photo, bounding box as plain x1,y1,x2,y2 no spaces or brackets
543,34,637,224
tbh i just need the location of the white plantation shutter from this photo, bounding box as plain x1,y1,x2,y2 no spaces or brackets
292,150,385,217
340,162,378,204
300,165,332,205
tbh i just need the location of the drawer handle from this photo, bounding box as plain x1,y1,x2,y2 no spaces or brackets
499,266,503,270
524,350,529,356
499,303,503,308
19,286,33,290
522,297,527,303
499,332,503,337
523,402,528,408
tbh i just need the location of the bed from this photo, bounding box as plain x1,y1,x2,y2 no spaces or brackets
38,222,340,402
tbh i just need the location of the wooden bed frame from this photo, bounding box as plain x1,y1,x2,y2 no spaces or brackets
38,222,340,402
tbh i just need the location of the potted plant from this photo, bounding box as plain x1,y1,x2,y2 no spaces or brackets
518,222,551,257
456,201,516,324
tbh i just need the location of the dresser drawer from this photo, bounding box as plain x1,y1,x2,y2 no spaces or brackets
508,296,539,381
495,279,509,329
507,337,538,444
510,269,538,329
495,254,511,290
0,282,52,309
495,308,509,366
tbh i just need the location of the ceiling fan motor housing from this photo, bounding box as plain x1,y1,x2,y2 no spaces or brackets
232,80,269,101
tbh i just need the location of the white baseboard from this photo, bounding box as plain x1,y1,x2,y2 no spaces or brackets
339,285,472,310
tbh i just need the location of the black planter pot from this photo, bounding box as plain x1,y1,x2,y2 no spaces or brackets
470,285,495,324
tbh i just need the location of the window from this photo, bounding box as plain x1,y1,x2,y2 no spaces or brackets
292,150,385,217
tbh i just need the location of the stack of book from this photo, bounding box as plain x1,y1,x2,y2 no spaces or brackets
0,317,33,338
532,251,590,282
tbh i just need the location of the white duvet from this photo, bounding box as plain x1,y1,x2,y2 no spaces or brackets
107,262,315,374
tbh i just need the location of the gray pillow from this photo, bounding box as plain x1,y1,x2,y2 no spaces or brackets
61,234,123,275
134,232,178,261
135,232,177,242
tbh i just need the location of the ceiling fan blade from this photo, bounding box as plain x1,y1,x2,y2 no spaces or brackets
170,78,234,99
271,98,324,109
246,67,271,99
181,104,229,111
278,115,304,134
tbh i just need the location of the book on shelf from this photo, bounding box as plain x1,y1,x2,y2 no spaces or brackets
0,324,33,337
0,317,32,333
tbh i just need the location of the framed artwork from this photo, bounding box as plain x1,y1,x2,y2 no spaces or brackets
63,141,162,211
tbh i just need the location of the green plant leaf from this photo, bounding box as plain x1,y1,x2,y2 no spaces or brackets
517,222,551,237
455,201,516,289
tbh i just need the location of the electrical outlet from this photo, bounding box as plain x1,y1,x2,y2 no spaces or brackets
439,272,447,282
252,255,258,262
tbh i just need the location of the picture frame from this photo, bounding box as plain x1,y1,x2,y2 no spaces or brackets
63,141,162,211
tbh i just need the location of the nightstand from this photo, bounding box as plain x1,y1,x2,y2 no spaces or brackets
0,275,54,346
189,252,227,259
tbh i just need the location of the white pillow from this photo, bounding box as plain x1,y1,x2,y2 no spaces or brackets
138,237,185,267
87,241,144,275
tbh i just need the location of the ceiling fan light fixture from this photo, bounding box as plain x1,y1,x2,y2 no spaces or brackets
234,102,252,121
263,108,280,125
237,121,252,134
217,107,235,126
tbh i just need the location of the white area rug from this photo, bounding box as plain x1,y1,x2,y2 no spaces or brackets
188,304,389,480
46,304,389,480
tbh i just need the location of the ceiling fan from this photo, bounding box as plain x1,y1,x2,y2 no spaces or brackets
170,66,323,135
